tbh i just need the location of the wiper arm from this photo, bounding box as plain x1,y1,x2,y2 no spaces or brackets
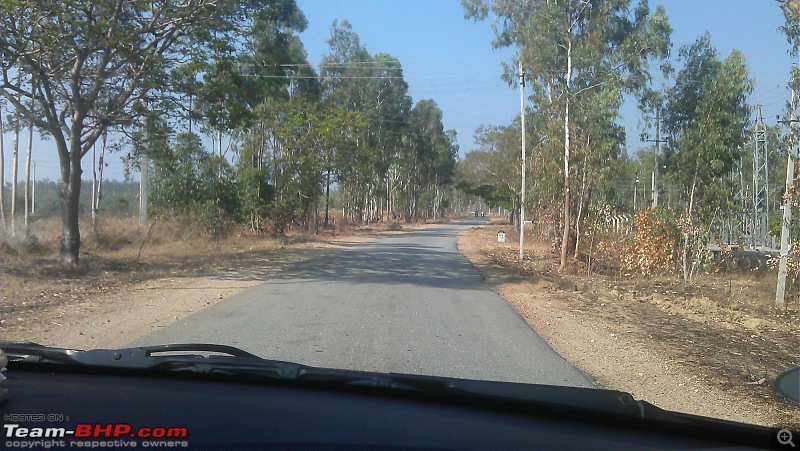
0,342,707,426
0,342,286,372
1,342,410,390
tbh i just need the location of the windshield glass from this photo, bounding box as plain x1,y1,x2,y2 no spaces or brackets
0,0,798,433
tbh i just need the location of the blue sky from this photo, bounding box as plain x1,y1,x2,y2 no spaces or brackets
294,0,795,156
2,0,796,182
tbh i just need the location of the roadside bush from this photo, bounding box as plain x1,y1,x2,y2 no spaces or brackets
149,132,243,239
3,232,46,255
620,208,679,277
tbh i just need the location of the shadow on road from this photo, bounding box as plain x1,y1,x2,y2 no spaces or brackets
209,219,490,290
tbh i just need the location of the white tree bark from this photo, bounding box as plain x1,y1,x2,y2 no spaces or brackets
91,142,98,234
560,36,572,270
10,70,20,238
0,96,6,231
24,101,32,235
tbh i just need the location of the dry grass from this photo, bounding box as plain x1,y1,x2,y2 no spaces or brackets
459,223,800,428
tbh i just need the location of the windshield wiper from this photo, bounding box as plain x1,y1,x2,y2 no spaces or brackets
0,342,723,426
0,342,424,388
0,342,299,377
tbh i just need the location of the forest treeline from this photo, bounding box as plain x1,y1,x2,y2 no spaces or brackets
457,0,800,283
129,19,462,237
0,1,465,264
2,0,800,276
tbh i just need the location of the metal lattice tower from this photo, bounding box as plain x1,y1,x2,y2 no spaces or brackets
752,104,769,249
727,154,748,245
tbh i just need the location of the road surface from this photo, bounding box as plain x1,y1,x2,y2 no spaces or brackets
129,218,593,387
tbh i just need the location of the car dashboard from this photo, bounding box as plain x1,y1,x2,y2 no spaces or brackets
1,362,788,450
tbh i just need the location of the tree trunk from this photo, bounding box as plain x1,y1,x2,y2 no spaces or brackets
313,195,318,236
324,168,331,228
560,36,573,271
188,94,193,134
23,74,35,236
90,134,106,236
91,142,98,234
573,160,588,260
24,108,33,235
682,175,697,281
386,171,391,221
0,96,5,231
59,140,83,266
217,128,223,179
96,132,106,225
11,71,21,238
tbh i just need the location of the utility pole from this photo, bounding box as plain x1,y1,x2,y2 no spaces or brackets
519,60,526,262
752,104,769,249
434,174,438,220
777,89,797,308
31,161,35,215
646,107,666,209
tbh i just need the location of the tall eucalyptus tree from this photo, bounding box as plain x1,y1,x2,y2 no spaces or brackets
463,0,671,269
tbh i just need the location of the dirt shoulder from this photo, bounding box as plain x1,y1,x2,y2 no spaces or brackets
1,245,324,349
1,216,446,349
457,222,799,429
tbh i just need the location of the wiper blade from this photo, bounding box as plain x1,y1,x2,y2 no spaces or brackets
0,341,294,375
1,342,412,390
0,342,718,426
384,374,681,421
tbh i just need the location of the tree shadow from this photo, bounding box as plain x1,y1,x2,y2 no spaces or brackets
206,221,492,290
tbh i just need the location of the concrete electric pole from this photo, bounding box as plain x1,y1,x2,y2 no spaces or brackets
776,89,797,308
646,107,666,209
519,60,526,262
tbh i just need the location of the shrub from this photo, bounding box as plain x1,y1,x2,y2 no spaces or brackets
620,208,679,277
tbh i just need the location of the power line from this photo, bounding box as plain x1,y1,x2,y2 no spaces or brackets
240,73,503,80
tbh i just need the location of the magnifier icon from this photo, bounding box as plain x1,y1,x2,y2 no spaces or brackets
778,428,795,447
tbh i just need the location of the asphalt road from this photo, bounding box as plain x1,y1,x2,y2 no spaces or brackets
128,218,593,387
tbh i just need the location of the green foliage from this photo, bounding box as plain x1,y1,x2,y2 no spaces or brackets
1,180,139,220
662,33,753,223
418,192,435,213
197,57,254,133
463,0,672,265
315,21,457,223
149,132,241,237
2,2,468,251
0,0,306,263
778,0,800,56
456,181,514,212
236,161,274,229
267,195,302,235
456,122,521,211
